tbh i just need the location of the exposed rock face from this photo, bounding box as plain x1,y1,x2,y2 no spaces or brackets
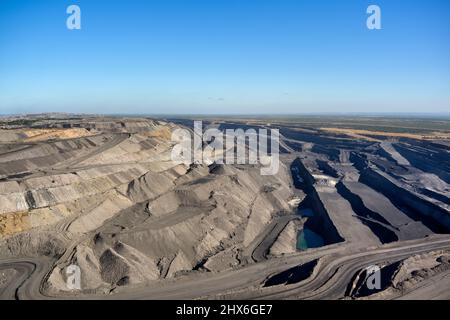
0,117,297,293
349,251,450,300
360,166,450,232
1,115,449,299
167,251,192,278
43,160,294,291
269,221,299,256
98,243,160,285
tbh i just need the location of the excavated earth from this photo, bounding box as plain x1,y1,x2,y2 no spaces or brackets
0,115,449,300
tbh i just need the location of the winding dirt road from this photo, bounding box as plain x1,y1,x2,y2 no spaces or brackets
2,236,449,300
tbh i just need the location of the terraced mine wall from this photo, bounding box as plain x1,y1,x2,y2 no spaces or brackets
420,188,450,206
30,118,165,134
291,158,344,244
429,141,450,152
359,167,450,233
394,144,450,184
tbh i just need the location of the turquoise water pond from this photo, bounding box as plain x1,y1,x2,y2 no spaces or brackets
297,228,325,250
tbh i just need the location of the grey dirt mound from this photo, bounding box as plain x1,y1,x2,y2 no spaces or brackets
0,115,449,300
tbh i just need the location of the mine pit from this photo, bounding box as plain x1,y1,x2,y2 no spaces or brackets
0,115,449,300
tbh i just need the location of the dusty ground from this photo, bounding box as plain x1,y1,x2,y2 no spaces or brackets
0,115,449,300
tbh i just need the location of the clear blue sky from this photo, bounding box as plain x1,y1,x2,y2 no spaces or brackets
1,0,449,115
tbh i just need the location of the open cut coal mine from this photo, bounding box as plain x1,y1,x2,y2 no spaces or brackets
0,115,449,300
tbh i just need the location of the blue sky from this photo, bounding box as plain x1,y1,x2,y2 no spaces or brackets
0,0,449,115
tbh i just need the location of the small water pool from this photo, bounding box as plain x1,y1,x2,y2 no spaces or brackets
297,228,325,250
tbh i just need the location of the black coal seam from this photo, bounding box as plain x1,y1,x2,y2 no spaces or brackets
394,145,450,184
0,172,32,182
419,188,450,206
359,169,448,234
350,152,449,234
24,190,37,209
